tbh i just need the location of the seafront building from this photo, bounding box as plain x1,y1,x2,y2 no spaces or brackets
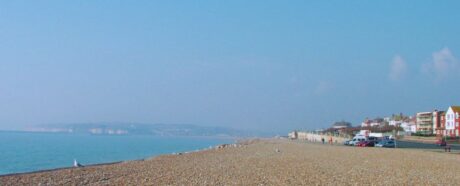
361,119,371,127
332,121,352,129
400,121,416,134
416,112,434,135
291,106,459,139
433,110,446,137
401,107,460,137
361,118,385,127
389,119,402,126
440,112,446,136
388,113,410,127
445,106,460,137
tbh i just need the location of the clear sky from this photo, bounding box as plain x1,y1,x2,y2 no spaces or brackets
1,1,460,133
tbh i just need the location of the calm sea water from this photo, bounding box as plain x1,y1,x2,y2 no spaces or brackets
0,131,234,175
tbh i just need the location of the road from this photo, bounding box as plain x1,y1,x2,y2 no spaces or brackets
395,140,460,150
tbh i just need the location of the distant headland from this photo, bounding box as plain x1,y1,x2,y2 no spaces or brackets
21,123,270,137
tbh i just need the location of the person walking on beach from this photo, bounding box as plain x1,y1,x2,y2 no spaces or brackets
321,137,325,144
329,137,333,145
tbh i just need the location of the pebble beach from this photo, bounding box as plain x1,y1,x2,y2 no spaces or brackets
1,139,459,185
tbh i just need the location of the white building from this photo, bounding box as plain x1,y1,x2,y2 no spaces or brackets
389,120,402,126
361,118,385,127
445,106,460,137
416,112,433,135
400,122,416,134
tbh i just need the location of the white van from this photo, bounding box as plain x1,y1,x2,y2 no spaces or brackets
349,135,367,146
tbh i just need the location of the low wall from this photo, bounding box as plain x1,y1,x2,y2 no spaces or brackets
293,132,349,144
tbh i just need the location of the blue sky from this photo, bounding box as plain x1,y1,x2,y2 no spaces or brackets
1,1,460,133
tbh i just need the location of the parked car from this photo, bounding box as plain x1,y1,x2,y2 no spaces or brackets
435,139,447,146
343,140,352,145
349,136,367,146
375,140,395,148
355,140,367,147
368,137,378,142
360,141,375,147
384,140,395,148
383,140,396,148
351,138,366,146
375,140,387,147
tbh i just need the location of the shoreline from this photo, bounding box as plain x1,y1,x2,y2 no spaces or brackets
0,137,251,177
3,138,459,185
1,137,455,177
0,161,124,178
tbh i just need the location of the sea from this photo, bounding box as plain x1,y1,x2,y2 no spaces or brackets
0,131,234,175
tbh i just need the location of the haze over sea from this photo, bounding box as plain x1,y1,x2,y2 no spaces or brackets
2,1,460,184
0,131,233,175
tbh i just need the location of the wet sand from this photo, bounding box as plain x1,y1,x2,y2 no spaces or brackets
1,139,459,185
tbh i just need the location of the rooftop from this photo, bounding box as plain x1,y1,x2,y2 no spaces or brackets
450,106,460,113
